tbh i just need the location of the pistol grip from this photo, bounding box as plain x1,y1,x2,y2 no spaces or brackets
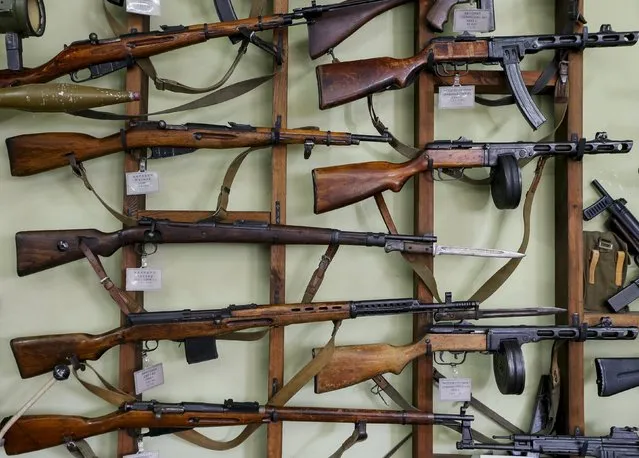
501,50,546,130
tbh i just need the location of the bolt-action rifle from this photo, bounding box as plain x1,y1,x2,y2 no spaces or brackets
0,0,445,88
315,26,638,129
15,218,523,277
6,121,389,177
312,133,632,213
311,317,638,395
0,399,472,455
9,296,564,379
457,415,639,458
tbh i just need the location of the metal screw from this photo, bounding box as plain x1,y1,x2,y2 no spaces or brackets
57,240,69,252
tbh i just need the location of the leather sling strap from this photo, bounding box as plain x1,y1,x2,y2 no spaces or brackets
367,96,420,159
79,240,146,314
302,245,340,303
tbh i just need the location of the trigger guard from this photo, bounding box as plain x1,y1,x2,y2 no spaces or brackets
490,155,522,210
493,340,526,395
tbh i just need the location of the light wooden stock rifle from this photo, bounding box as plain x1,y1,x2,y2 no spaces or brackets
312,319,638,395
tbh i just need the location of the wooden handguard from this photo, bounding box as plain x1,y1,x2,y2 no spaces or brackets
312,160,419,213
316,55,421,109
6,132,117,176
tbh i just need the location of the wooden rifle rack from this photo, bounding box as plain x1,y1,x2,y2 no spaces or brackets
414,0,584,456
116,1,584,457
117,5,288,457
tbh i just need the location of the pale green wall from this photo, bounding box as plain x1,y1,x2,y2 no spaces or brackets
0,1,637,457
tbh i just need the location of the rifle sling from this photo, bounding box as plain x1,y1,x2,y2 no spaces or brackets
78,240,145,314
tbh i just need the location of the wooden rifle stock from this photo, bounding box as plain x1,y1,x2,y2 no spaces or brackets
7,132,123,176
2,413,122,455
316,41,489,109
312,149,483,213
307,0,411,59
317,53,426,109
313,334,486,393
312,156,429,213
15,229,123,277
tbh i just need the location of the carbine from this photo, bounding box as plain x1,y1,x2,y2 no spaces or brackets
457,415,639,458
15,218,523,277
312,133,632,213
312,318,638,395
10,297,564,379
0,0,436,87
1,399,472,455
6,120,389,177
315,26,639,129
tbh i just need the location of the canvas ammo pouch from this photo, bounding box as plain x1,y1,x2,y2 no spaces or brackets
583,231,630,312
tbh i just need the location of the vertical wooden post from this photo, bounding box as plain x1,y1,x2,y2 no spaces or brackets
117,12,149,458
555,0,585,436
414,1,435,457
267,0,288,455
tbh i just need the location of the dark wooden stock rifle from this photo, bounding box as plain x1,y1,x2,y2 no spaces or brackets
10,296,565,379
0,0,427,88
6,120,389,176
315,26,639,129
15,218,524,277
311,133,633,213
311,318,638,395
1,399,472,455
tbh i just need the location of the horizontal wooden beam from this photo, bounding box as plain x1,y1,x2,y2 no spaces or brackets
435,71,556,94
138,210,271,223
584,312,639,327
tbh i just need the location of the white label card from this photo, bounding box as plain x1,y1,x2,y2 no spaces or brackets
439,378,472,402
126,171,159,195
126,268,162,291
126,0,161,16
439,85,476,109
124,452,159,458
134,363,164,394
453,9,492,33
